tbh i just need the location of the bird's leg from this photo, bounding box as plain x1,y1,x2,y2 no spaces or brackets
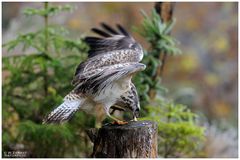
110,109,115,115
110,106,125,115
107,112,128,125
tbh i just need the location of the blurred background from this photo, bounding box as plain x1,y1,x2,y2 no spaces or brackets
2,2,238,158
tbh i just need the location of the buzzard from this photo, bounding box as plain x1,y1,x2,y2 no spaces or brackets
43,23,145,125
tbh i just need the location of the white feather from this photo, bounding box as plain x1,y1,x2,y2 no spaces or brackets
43,98,83,123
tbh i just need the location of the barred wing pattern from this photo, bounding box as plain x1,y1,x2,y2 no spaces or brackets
43,92,83,124
74,63,146,96
72,23,144,85
72,50,142,86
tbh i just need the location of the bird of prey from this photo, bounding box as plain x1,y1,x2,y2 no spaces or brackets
43,23,145,125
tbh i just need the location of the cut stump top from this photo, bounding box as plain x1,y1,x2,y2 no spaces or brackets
102,120,157,130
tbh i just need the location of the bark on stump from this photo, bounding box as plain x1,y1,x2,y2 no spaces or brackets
86,120,158,158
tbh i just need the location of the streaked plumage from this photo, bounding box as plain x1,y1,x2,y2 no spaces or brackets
113,83,140,119
72,23,144,82
43,23,145,125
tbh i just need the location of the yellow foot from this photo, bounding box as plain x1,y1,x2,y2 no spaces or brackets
112,121,128,125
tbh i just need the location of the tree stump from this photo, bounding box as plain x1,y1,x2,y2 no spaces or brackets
86,120,158,158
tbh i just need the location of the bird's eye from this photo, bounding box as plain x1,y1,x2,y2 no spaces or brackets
129,43,133,48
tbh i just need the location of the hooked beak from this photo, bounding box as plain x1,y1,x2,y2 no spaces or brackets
133,108,140,121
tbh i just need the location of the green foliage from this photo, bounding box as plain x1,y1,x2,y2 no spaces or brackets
24,4,74,17
141,99,205,157
18,121,73,157
134,9,205,157
3,26,88,54
2,2,92,157
133,9,181,107
134,9,181,56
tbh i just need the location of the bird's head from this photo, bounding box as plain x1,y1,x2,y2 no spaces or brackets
129,42,144,61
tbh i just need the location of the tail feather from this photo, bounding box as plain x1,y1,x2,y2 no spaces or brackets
43,100,82,124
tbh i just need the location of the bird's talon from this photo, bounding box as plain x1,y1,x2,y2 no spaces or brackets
112,121,128,125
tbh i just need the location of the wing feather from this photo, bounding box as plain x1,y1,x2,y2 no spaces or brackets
84,23,142,58
101,22,119,35
91,28,111,37
73,23,144,86
73,49,142,82
74,63,146,96
116,24,130,36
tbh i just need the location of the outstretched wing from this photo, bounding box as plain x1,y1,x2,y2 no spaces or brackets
72,49,142,86
85,23,141,58
73,63,146,96
72,23,144,83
